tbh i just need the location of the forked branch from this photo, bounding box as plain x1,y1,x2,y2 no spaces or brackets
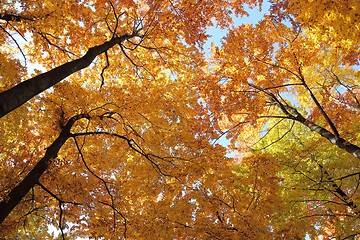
249,83,360,159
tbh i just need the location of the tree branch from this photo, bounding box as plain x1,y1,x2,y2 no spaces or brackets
0,25,27,64
72,131,175,178
99,51,110,90
293,113,360,159
249,83,360,159
317,164,359,214
0,13,34,22
296,67,340,138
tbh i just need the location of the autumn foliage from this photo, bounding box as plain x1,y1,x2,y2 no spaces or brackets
1,0,359,239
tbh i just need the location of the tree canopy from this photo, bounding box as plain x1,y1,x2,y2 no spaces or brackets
1,0,359,239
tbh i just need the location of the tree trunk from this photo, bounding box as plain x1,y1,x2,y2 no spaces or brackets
0,34,136,118
0,114,88,224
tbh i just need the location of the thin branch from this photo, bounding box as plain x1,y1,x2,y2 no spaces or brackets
119,43,143,67
253,120,295,150
321,172,360,182
260,83,303,90
58,201,65,240
291,199,345,206
7,21,27,41
100,51,110,90
248,83,295,118
213,120,251,144
341,233,360,240
0,25,27,64
253,118,285,145
73,137,112,194
36,183,67,240
37,182,82,206
104,5,113,34
37,31,77,57
108,1,119,38
105,1,127,39
72,131,176,178
122,17,156,52
73,136,123,234
98,201,127,238
258,115,292,119
330,68,360,108
173,220,193,229
301,213,355,219
254,56,302,80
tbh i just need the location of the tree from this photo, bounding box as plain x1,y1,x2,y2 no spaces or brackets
1,0,359,239
0,0,258,238
200,0,360,238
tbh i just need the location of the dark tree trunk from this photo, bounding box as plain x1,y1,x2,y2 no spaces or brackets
0,114,88,224
0,34,136,118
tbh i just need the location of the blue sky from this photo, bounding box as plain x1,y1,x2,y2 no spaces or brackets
204,1,271,51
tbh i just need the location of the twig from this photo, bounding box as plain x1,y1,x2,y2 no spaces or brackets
0,25,27,64
252,120,295,150
100,51,110,90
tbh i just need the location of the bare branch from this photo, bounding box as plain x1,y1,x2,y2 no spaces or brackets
0,25,27,64
253,120,295,150
37,31,77,57
100,51,110,90
36,182,81,240
330,68,360,108
254,56,302,80
0,13,34,22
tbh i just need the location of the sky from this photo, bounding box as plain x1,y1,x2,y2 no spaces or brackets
204,1,271,52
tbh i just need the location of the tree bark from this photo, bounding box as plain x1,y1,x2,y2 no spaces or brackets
0,114,88,224
0,34,136,118
0,13,34,22
294,114,360,160
249,83,360,160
